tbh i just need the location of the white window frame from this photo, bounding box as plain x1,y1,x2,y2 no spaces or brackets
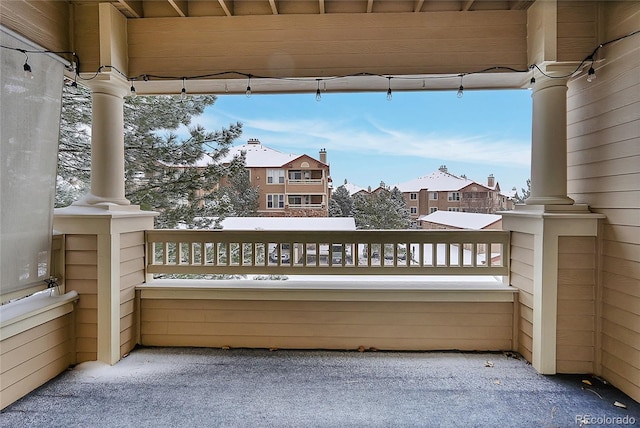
267,169,285,184
430,192,438,200
267,194,285,208
448,207,461,212
410,206,418,214
410,193,418,200
448,192,460,201
429,207,438,213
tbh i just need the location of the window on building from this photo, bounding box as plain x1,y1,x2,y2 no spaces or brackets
267,194,284,208
429,207,438,213
410,207,418,214
288,170,311,181
410,193,418,200
431,192,438,200
267,169,285,184
448,207,460,212
448,192,460,201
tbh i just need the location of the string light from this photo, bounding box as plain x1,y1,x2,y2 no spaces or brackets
245,75,252,97
180,77,187,100
457,75,464,98
1,28,637,101
586,64,597,82
315,79,322,102
129,81,137,98
22,51,33,79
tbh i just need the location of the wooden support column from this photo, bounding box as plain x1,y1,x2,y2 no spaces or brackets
526,72,574,206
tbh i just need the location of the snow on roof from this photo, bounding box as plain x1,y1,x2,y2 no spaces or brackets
191,139,320,168
418,211,502,230
394,170,475,192
220,216,356,231
341,182,367,195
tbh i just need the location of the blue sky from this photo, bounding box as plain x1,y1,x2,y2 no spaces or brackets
193,89,532,193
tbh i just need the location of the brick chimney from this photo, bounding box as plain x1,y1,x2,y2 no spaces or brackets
439,165,448,173
488,174,495,188
319,148,327,164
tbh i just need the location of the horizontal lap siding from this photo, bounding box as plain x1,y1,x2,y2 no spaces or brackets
556,236,595,374
566,2,640,402
0,314,73,409
127,11,527,78
140,299,513,351
510,231,534,362
120,232,145,357
65,235,98,363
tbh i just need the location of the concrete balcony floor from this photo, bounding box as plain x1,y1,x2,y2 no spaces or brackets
2,347,639,427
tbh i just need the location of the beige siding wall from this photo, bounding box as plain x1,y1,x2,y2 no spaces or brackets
0,0,70,53
120,232,145,356
556,1,598,62
510,231,534,362
567,2,640,402
65,235,98,363
556,236,596,374
140,299,514,351
1,314,73,409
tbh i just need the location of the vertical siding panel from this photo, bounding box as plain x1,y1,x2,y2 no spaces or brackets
120,232,145,356
566,2,640,402
510,231,534,361
65,235,98,363
556,236,595,373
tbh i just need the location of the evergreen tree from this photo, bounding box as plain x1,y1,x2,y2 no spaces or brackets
330,184,354,217
514,179,531,204
353,186,410,229
328,198,343,217
57,84,254,227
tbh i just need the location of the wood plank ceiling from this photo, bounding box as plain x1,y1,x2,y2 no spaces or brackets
73,0,536,94
108,0,534,18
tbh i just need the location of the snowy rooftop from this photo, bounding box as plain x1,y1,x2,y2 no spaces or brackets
418,211,502,230
220,216,356,231
191,139,324,168
394,170,476,192
340,182,367,195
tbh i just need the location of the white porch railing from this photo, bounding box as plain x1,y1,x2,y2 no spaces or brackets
145,229,510,276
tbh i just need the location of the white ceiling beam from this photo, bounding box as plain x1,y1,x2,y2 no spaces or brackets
168,0,188,17
217,0,233,16
461,0,475,11
268,0,278,15
319,0,325,14
413,0,425,13
367,0,374,13
117,0,143,18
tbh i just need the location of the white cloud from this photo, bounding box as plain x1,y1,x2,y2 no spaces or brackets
222,115,530,167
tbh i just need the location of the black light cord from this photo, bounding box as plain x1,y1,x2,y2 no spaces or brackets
1,28,638,88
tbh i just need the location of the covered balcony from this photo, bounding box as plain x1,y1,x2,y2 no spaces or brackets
1,0,638,415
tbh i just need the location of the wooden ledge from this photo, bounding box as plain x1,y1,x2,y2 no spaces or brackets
0,291,79,341
138,278,516,303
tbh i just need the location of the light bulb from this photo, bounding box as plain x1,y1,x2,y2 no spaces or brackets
529,76,536,89
69,80,79,95
457,85,464,98
130,84,137,98
180,87,187,100
587,66,596,82
245,85,252,97
23,61,33,79
386,88,393,101
315,88,322,102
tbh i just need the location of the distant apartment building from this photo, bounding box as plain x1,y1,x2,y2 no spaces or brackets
219,139,332,217
394,166,513,224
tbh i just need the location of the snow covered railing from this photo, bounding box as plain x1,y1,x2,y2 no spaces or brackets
145,229,510,277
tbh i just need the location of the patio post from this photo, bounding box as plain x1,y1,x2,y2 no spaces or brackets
526,73,574,206
73,77,132,207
